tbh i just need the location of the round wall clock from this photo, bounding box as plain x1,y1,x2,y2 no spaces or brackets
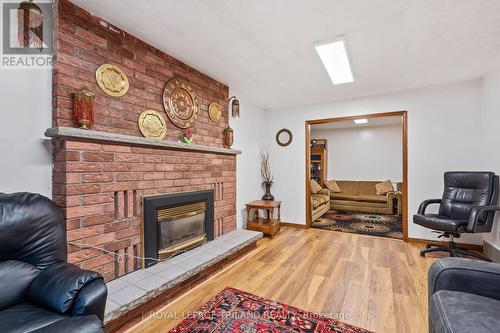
96,64,129,97
208,102,222,122
276,128,293,147
162,78,199,129
138,110,167,140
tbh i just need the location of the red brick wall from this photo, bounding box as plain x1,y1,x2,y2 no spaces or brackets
53,0,229,145
52,0,236,281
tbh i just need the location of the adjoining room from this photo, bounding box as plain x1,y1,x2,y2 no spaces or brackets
308,113,405,240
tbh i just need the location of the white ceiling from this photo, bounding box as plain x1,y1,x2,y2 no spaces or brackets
311,115,402,130
72,0,500,110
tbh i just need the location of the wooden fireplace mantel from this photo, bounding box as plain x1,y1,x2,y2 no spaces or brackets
45,127,242,155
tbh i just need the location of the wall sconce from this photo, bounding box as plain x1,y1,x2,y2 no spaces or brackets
228,96,240,118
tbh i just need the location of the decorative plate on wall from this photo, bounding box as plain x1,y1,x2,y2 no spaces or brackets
276,128,293,147
138,110,167,140
162,78,199,129
208,102,222,123
95,64,129,97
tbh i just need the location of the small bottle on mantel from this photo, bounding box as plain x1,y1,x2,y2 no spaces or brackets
73,86,95,130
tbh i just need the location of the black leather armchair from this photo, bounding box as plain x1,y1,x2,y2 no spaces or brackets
414,171,500,261
0,193,107,333
428,258,500,333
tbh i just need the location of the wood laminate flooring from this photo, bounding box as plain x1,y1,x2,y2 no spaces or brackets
127,227,438,333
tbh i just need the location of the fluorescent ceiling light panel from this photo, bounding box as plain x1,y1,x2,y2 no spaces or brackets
314,36,354,85
354,118,368,124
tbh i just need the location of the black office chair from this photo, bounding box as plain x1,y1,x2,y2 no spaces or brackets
414,171,500,261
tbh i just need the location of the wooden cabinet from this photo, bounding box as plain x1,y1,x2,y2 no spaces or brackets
311,147,328,185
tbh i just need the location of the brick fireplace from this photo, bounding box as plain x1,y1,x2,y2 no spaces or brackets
50,0,238,282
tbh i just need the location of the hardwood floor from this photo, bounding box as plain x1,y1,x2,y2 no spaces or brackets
127,227,437,333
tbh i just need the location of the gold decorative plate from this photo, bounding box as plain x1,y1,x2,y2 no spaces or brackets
208,102,222,123
96,64,129,97
138,110,167,140
162,78,199,129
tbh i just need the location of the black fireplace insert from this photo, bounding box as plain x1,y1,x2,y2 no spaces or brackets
142,190,214,268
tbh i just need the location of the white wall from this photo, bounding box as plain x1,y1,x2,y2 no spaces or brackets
229,97,269,229
311,124,402,182
481,68,500,251
267,80,484,243
0,69,52,197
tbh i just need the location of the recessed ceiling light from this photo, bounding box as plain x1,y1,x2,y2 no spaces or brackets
354,118,368,124
314,36,354,85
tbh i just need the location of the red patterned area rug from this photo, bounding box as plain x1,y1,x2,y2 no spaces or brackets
168,287,372,333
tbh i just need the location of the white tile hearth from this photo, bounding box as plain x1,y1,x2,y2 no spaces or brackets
104,229,262,322
105,299,121,315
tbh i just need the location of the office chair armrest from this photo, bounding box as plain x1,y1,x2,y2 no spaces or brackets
467,205,500,232
429,258,500,301
417,199,441,214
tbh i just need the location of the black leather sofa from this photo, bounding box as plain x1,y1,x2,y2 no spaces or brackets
428,257,500,333
0,193,108,333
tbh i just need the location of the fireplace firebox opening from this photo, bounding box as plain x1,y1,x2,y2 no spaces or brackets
142,190,214,268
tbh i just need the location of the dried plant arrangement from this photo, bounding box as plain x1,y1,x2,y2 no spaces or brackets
260,150,274,183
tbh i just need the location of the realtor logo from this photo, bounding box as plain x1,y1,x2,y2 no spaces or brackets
1,0,53,68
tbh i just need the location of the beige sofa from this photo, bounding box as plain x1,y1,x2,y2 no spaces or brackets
330,180,396,215
311,188,330,222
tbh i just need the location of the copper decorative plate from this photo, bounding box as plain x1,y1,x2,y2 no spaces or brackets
208,102,222,123
96,64,129,97
138,110,167,140
162,78,199,129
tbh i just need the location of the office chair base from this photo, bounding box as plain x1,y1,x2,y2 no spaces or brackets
420,242,492,262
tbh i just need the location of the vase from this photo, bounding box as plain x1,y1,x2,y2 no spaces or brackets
262,181,274,201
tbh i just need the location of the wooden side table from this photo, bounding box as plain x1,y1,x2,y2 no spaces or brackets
245,200,281,238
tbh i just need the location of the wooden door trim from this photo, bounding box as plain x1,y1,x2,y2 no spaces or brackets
305,110,409,241
305,121,311,230
401,111,408,241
